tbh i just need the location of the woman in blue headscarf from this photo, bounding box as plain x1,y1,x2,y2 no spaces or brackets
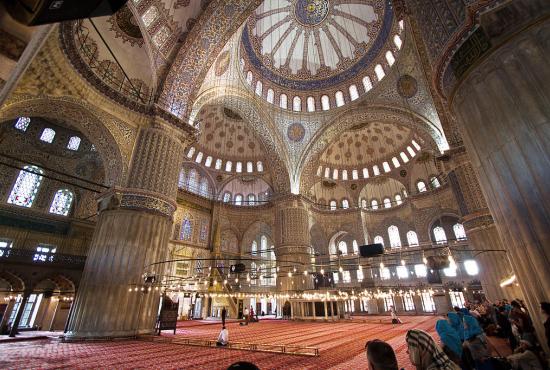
463,315,493,370
436,319,463,366
447,312,465,341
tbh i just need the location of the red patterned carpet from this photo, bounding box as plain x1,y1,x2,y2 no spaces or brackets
0,316,440,369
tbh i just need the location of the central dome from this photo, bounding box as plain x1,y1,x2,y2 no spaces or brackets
240,0,403,111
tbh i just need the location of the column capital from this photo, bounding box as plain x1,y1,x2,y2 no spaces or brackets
97,187,177,219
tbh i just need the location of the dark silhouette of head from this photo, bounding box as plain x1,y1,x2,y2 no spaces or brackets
227,362,260,370
365,339,398,370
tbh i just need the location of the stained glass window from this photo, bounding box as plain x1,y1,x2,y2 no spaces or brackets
349,85,359,101
417,181,427,193
188,169,197,192
178,169,187,189
8,166,44,207
388,225,401,248
49,189,74,216
430,177,441,189
385,51,395,66
335,91,345,107
321,95,330,110
375,64,385,80
384,197,391,208
223,192,231,203
180,218,192,241
199,220,208,241
374,235,384,246
0,239,13,257
234,194,243,206
15,117,30,131
293,96,301,111
67,136,81,151
40,128,55,143
341,199,349,209
395,194,402,205
454,223,467,240
407,231,419,247
257,161,263,172
338,241,347,255
371,199,379,210
433,226,447,244
352,240,359,254
362,76,372,92
34,244,56,262
199,178,209,197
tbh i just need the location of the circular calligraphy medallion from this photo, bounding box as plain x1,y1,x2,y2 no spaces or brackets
287,123,306,142
294,0,330,26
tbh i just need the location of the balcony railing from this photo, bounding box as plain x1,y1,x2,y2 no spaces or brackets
0,248,86,269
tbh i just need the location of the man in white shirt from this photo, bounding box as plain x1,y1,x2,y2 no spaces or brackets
243,307,249,325
217,326,229,346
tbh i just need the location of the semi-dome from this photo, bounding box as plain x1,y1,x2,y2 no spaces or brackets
240,0,404,111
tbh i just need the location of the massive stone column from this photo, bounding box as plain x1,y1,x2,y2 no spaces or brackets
274,196,314,292
448,149,522,301
451,20,550,350
65,117,192,338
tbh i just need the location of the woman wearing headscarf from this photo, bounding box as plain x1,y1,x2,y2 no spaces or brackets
436,319,463,366
463,315,494,370
447,312,465,341
406,329,460,370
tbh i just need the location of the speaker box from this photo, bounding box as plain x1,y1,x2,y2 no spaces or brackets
4,0,128,26
230,263,246,273
359,243,384,257
426,255,450,270
427,268,442,284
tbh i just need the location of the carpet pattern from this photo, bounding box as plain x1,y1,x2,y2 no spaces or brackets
0,316,444,369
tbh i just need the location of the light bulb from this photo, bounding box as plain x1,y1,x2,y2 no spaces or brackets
320,269,325,275
288,271,292,277
303,270,308,276
401,259,406,266
339,266,343,273
380,262,384,269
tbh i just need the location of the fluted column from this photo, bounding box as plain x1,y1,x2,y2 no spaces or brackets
451,20,550,350
448,151,522,301
65,118,193,339
274,196,314,291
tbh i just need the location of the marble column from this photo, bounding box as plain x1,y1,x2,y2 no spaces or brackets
65,118,192,338
448,151,522,301
274,196,314,291
451,20,550,350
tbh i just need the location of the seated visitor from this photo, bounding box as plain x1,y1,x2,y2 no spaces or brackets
365,339,399,370
506,340,543,370
217,326,229,346
447,312,465,341
389,305,401,324
405,329,460,370
510,300,536,345
435,319,463,365
227,362,260,370
462,316,493,370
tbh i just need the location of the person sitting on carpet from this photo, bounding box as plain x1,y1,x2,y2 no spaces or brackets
390,305,401,324
227,362,260,370
506,340,543,370
435,319,463,366
405,329,460,370
365,339,399,370
462,316,493,370
217,326,229,346
447,312,465,342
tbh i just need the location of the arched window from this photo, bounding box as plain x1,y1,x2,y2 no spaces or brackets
400,152,409,163
373,165,380,176
388,225,401,248
178,169,187,189
417,181,427,193
246,162,253,173
307,96,315,112
352,240,359,254
375,64,385,80
247,193,256,205
195,151,203,163
293,96,301,111
205,156,213,167
236,162,242,173
383,197,391,208
234,194,243,206
260,235,268,258
49,189,74,216
342,170,348,180
250,262,257,285
342,199,349,209
324,167,330,178
14,117,30,131
412,139,421,151
8,165,44,207
371,199,379,210
199,178,209,197
374,235,384,246
392,157,400,168
352,169,358,179
407,146,416,157
321,95,330,111
223,192,231,203
188,169,198,191
246,71,253,85
338,241,347,255
406,230,419,246
349,85,359,101
180,217,193,240
215,159,222,170
40,128,56,143
464,260,479,275
330,200,337,211
362,76,372,92
255,81,263,96
256,161,263,172
67,136,81,151
333,168,338,180
361,198,367,209
383,161,391,173
399,19,404,30
357,267,364,282
335,91,345,107
385,51,395,66
395,194,402,205
187,147,195,158
430,176,441,189
280,94,288,109
393,34,402,49
225,161,232,172
362,168,369,178
267,89,274,103
251,240,257,255
433,226,447,244
453,223,467,241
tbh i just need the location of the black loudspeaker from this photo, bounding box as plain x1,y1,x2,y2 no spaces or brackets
230,263,246,273
427,268,442,284
426,255,450,270
359,243,384,257
4,0,128,26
